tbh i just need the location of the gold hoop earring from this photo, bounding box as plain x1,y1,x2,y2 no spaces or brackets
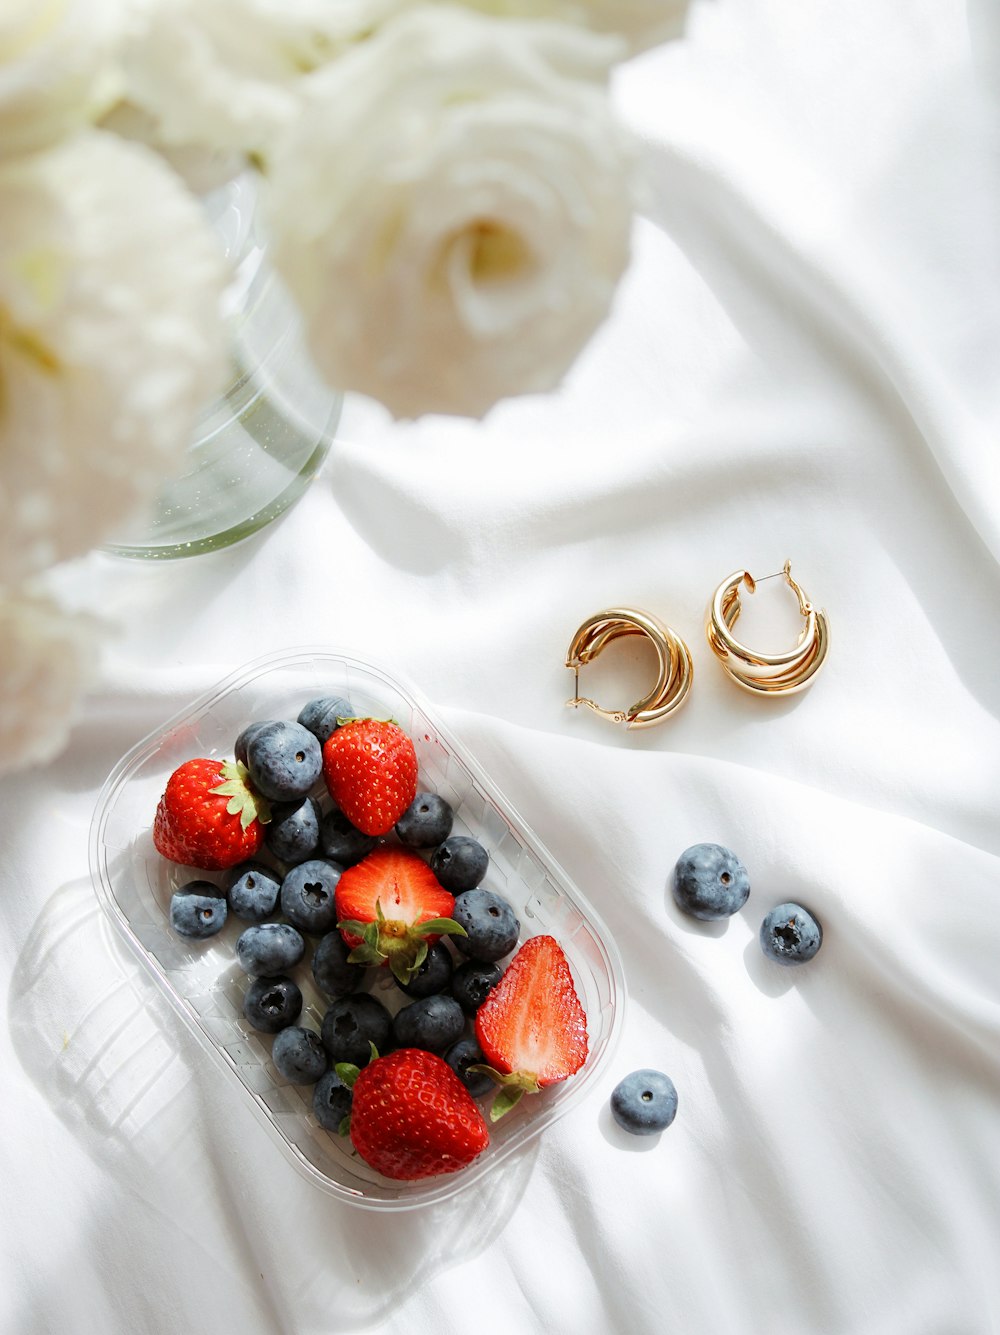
706,561,829,696
565,606,693,728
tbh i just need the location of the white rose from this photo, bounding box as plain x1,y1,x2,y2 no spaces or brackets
0,129,227,580
0,586,101,777
113,0,396,164
265,10,635,419
0,0,124,159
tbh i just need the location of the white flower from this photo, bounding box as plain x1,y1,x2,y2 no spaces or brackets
112,0,396,164
0,586,101,778
0,0,124,160
389,0,691,55
265,9,635,419
0,129,227,581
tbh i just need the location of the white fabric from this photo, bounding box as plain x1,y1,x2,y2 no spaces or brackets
3,1,1000,1331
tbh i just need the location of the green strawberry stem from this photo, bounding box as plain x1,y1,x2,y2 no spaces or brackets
210,759,271,828
467,1066,543,1122
339,901,467,986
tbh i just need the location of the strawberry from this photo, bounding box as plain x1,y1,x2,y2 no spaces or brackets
344,1047,489,1180
153,758,270,871
473,934,589,1121
321,718,418,837
335,847,465,985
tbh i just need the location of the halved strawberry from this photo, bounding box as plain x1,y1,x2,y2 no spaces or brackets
153,758,270,871
335,847,465,985
341,1047,489,1181
473,934,588,1120
322,718,418,836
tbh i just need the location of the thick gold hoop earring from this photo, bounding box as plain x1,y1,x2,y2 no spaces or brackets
565,606,693,728
706,561,829,696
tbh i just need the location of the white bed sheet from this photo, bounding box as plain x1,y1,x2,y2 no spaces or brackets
3,2,1000,1332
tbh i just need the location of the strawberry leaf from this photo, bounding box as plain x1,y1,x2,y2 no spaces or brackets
335,1062,361,1088
415,917,467,938
389,953,415,986
490,1086,525,1122
210,760,271,828
363,921,380,950
412,939,428,972
347,943,384,966
337,1115,351,1137
337,918,370,938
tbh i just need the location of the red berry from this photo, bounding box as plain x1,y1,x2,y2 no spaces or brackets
322,719,418,836
153,758,268,871
475,934,588,1089
350,1048,489,1180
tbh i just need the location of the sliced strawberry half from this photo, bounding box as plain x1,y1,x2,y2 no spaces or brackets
335,847,465,985
473,934,589,1120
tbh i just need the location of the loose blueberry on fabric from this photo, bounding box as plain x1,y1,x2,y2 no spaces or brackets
673,842,751,920
312,930,367,999
318,808,376,867
445,1036,494,1099
271,1026,329,1085
396,940,454,999
235,923,305,977
280,859,342,935
395,792,454,849
759,902,822,965
392,994,465,1054
243,975,302,1033
320,992,392,1066
227,862,281,922
266,797,321,865
450,959,504,1016
452,888,519,962
610,1070,678,1136
246,720,323,802
313,1069,352,1133
297,695,354,744
169,881,227,939
431,835,489,892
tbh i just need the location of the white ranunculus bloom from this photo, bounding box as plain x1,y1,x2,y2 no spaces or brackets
0,129,227,581
114,0,397,164
265,10,635,419
0,0,124,159
0,587,101,777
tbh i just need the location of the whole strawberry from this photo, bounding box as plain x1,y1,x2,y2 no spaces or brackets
335,847,465,986
474,934,589,1120
153,758,270,871
322,718,418,837
345,1047,489,1180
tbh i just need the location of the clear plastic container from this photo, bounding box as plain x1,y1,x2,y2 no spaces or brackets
89,649,626,1210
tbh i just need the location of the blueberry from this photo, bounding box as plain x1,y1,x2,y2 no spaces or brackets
673,843,751,921
759,902,822,965
318,808,376,867
297,695,354,744
392,994,466,1054
450,959,503,1015
227,862,281,922
444,1036,494,1099
271,1026,329,1085
266,797,321,865
235,720,273,766
313,1069,353,1132
280,859,341,935
246,720,323,802
452,888,519,963
430,835,489,892
395,792,454,849
243,975,302,1033
610,1069,678,1136
169,881,227,939
235,922,305,977
320,993,391,1066
312,930,367,998
397,941,454,999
